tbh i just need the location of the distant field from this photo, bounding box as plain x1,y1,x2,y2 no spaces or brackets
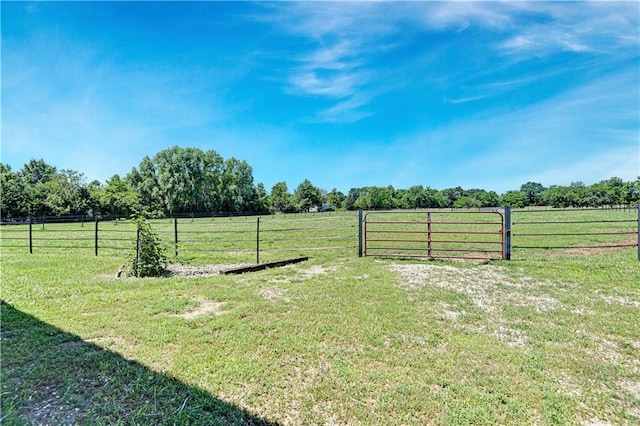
1,209,639,424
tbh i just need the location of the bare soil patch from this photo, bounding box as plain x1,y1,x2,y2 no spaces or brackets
259,287,291,303
174,297,226,319
167,264,252,277
554,235,638,258
390,263,556,350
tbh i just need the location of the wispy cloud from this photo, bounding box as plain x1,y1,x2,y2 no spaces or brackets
262,2,401,122
264,2,639,124
497,2,639,57
314,94,373,124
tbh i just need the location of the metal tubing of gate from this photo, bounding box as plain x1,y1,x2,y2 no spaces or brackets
363,210,506,261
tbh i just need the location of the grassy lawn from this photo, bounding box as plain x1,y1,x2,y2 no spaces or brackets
1,211,639,424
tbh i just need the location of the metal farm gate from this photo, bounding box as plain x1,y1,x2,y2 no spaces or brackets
360,210,506,260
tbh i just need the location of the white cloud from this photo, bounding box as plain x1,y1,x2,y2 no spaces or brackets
266,1,639,124
314,94,373,124
497,2,639,57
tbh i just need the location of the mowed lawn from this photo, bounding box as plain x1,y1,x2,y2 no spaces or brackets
1,214,639,424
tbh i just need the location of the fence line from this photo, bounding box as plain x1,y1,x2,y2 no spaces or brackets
1,207,638,261
509,205,638,259
0,213,358,261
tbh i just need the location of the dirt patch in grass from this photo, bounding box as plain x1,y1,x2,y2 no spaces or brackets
259,287,291,303
391,263,561,314
22,380,84,426
265,264,337,285
599,295,640,308
167,264,252,277
297,265,336,278
173,297,226,319
390,263,556,350
553,235,638,258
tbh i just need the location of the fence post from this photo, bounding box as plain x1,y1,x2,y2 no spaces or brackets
95,217,99,256
135,224,141,277
256,217,260,264
358,209,363,257
29,217,33,254
427,212,432,258
174,217,179,257
637,203,639,261
504,206,512,260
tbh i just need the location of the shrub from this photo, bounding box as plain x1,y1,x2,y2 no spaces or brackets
128,217,168,277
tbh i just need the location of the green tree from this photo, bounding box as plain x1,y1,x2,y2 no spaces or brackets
623,177,640,206
294,179,323,212
270,182,295,213
519,182,546,206
19,159,58,216
568,182,588,207
0,164,28,218
543,185,571,208
368,186,396,209
202,150,225,212
325,188,346,209
353,191,371,210
153,146,204,215
453,196,481,209
43,169,90,216
96,174,141,217
20,159,57,186
126,156,164,217
344,188,365,210
501,190,527,208
254,183,272,213
440,186,465,208
219,157,258,213
598,177,625,207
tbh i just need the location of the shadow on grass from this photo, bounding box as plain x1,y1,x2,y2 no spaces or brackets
0,300,279,425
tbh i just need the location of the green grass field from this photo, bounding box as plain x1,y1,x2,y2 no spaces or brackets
1,209,639,424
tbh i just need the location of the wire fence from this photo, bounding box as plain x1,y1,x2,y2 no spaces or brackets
1,207,637,261
510,207,638,259
0,212,359,263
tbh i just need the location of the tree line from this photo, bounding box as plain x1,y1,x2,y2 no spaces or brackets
1,146,639,219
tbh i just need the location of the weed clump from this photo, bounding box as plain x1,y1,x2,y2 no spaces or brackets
127,217,168,277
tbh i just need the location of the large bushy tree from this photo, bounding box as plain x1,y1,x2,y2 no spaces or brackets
126,146,260,216
294,179,323,212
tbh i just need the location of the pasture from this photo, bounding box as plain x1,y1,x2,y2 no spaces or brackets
1,209,639,424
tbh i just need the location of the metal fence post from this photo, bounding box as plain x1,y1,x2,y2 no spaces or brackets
427,212,432,258
504,206,512,261
95,217,99,256
358,209,363,257
135,225,141,277
174,217,179,257
256,217,260,264
29,217,33,254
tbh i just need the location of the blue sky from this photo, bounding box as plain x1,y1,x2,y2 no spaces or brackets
2,1,639,194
